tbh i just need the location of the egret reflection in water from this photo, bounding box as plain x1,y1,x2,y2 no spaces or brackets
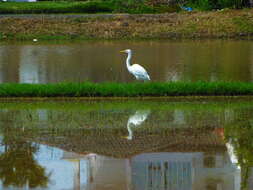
126,110,151,140
226,140,241,170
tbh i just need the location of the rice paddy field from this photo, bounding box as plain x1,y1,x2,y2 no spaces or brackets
0,39,253,189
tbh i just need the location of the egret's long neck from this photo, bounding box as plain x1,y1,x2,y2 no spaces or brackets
126,52,132,70
127,122,133,140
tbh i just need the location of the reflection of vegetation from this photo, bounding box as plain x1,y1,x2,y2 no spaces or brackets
0,99,253,111
225,120,253,190
0,100,252,131
0,127,49,188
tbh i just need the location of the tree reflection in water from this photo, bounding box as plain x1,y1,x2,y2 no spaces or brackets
0,127,49,188
225,120,253,190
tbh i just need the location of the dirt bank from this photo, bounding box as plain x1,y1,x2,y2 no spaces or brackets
0,9,253,40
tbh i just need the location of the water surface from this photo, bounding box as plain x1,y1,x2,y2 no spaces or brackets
0,100,252,190
0,40,253,83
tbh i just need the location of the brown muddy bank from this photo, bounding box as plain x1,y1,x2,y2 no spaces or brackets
0,96,252,103
0,9,253,40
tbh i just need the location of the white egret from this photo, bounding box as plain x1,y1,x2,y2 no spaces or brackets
120,49,150,81
126,110,151,140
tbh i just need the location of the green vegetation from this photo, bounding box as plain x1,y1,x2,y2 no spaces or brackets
186,0,251,10
0,1,179,14
0,82,253,97
109,0,180,13
0,1,113,14
0,0,251,14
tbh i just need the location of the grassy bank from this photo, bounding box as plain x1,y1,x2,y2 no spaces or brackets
0,9,252,40
0,82,253,97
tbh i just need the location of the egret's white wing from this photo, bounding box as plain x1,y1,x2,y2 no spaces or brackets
128,110,151,126
130,64,150,80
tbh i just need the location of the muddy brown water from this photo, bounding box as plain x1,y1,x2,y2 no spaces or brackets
0,40,253,83
0,100,252,189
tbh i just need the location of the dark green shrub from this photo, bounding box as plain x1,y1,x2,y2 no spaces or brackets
186,0,251,10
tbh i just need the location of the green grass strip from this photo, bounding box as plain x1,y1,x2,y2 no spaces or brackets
0,1,180,14
0,1,113,14
0,81,253,97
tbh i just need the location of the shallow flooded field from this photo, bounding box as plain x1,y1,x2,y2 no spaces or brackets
0,40,253,83
0,99,252,190
0,39,253,190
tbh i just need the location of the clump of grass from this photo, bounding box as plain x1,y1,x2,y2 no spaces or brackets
0,82,253,97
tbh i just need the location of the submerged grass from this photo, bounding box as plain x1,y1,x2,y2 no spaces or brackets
0,82,253,97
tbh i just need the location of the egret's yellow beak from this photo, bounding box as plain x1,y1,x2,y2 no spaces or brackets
120,50,125,53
